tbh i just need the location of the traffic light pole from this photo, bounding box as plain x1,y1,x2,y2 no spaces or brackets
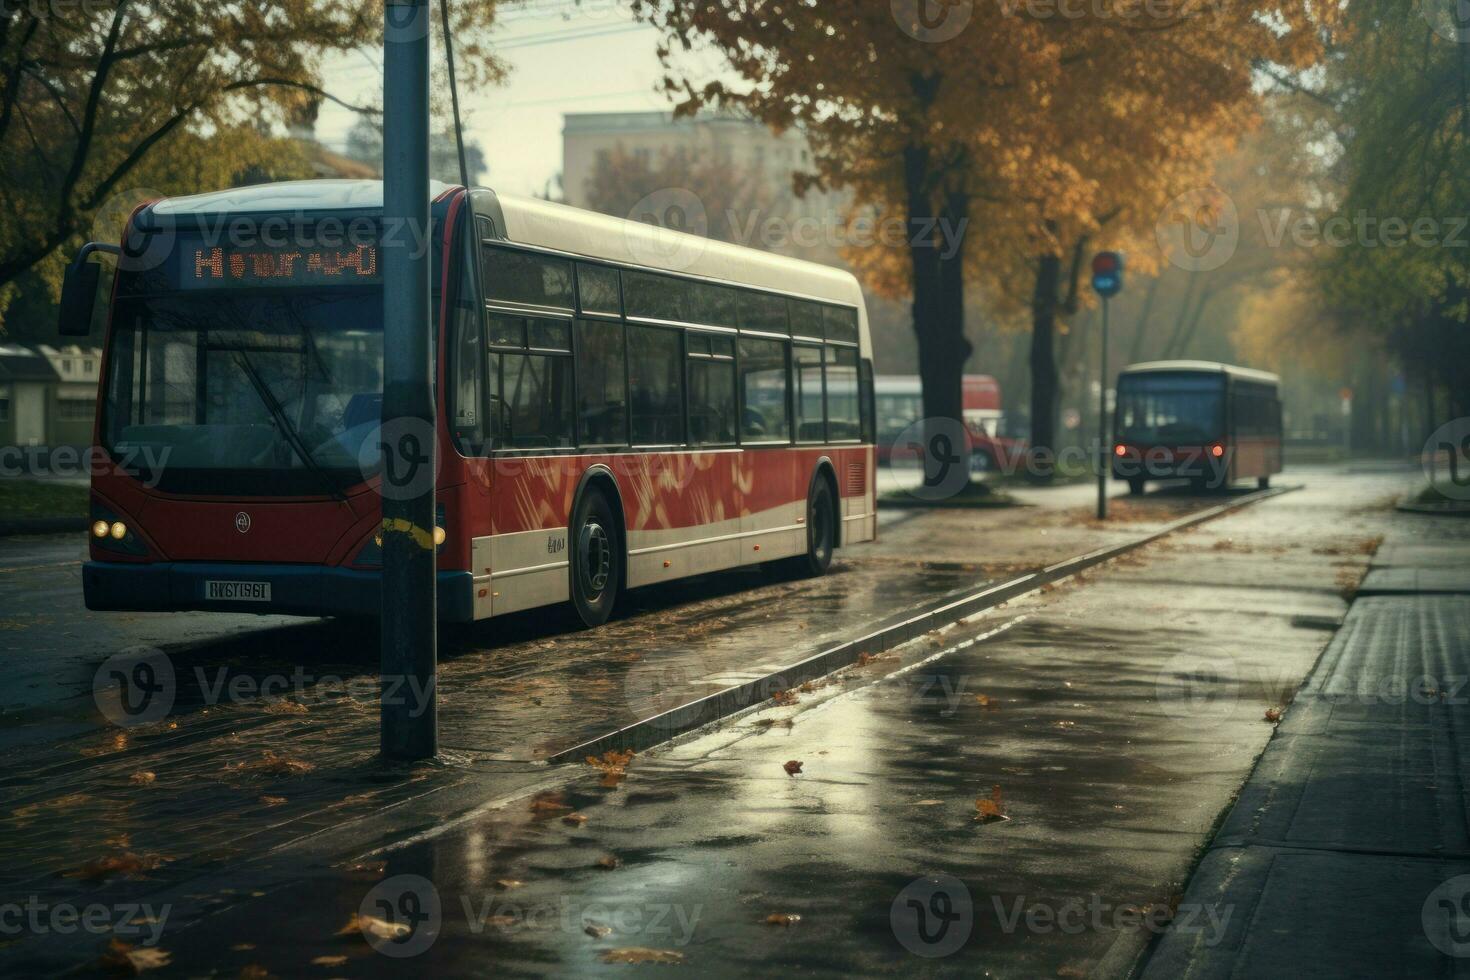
1097,297,1110,521
380,0,437,761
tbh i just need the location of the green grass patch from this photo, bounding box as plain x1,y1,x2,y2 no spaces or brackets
0,480,90,521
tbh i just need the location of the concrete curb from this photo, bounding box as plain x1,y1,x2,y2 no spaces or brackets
549,485,1300,764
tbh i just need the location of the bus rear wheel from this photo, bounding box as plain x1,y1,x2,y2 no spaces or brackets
784,476,835,578
1127,476,1146,496
569,488,620,628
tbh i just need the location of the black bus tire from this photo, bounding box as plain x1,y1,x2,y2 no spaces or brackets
1127,476,1146,496
569,488,620,628
771,476,836,579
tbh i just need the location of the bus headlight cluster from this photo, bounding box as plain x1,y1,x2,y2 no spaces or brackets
91,520,127,540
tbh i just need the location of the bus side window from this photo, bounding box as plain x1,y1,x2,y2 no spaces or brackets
859,357,875,445
737,336,790,443
825,345,860,441
451,253,485,455
793,344,825,442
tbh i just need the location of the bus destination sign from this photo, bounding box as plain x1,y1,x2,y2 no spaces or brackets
183,244,380,289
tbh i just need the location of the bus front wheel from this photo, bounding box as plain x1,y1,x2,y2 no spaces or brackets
569,488,620,628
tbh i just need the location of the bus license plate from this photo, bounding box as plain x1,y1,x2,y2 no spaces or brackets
205,580,272,602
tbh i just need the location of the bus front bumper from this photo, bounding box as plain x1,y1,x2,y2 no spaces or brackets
83,561,475,623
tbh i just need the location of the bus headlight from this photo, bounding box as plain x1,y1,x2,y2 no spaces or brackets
91,520,110,539
109,521,128,540
433,526,446,547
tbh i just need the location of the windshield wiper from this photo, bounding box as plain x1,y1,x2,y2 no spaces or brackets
230,349,348,502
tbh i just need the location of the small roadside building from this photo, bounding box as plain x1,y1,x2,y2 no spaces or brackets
0,343,103,449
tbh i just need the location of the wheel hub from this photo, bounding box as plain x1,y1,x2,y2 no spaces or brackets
579,521,611,596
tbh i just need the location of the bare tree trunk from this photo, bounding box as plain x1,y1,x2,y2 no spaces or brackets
904,146,970,483
1029,251,1062,482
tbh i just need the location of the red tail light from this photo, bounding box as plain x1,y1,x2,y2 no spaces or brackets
1114,445,1127,457
1211,444,1225,458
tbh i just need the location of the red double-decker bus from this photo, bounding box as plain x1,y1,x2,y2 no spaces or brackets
62,180,877,626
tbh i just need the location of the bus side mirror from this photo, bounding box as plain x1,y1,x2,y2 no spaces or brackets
58,259,100,337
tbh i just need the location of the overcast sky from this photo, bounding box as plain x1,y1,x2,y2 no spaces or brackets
316,0,731,198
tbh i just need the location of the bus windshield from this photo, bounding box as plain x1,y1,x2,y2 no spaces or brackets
102,288,384,494
1116,375,1224,446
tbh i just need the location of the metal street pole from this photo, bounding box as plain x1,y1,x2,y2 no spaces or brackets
1097,297,1109,521
381,0,437,761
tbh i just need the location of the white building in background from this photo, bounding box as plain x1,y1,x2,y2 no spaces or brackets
561,110,849,255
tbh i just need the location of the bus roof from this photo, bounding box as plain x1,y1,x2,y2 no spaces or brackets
149,179,455,217
491,192,865,312
1120,360,1280,387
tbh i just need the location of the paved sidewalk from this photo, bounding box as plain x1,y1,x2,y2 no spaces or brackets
1141,507,1470,978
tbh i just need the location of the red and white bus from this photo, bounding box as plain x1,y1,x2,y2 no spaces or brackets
64,180,877,626
874,374,1025,472
1111,360,1283,495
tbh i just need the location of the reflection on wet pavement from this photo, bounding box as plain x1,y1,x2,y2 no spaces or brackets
0,477,1327,973
128,468,1413,978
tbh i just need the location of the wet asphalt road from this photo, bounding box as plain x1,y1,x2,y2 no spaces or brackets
0,466,1415,976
